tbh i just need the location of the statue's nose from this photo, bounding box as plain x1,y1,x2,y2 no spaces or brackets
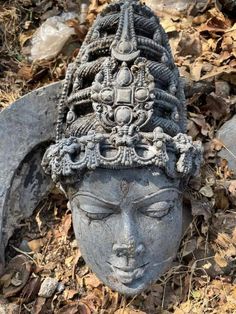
113,242,145,258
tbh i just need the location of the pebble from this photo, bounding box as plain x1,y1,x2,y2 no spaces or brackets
215,80,230,98
56,282,65,294
38,277,59,298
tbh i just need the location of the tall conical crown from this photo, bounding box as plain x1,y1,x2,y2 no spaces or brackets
42,0,202,183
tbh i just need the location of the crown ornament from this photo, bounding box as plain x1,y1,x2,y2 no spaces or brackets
42,0,202,183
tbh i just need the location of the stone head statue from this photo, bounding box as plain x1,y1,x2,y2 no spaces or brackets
0,0,202,295
41,0,202,295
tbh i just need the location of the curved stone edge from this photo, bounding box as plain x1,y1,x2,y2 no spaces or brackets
216,115,236,175
0,82,62,268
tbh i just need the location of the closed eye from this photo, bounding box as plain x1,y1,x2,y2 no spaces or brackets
72,194,120,220
80,208,113,220
139,201,174,219
79,205,117,220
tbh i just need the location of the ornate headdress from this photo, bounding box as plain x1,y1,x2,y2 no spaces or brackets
42,0,202,183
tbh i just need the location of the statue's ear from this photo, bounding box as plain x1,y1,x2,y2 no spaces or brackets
0,82,62,270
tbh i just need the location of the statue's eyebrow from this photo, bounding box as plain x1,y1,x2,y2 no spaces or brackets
132,188,181,206
73,191,120,208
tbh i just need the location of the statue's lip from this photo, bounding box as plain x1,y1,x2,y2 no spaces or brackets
111,262,149,272
107,262,149,284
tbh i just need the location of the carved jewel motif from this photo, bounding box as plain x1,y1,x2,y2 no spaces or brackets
91,58,155,146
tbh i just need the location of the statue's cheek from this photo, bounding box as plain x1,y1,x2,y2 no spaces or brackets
71,207,116,250
136,203,182,249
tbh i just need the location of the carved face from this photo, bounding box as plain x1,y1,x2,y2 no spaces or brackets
69,168,183,295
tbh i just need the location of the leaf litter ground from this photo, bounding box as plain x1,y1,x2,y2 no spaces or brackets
0,0,236,313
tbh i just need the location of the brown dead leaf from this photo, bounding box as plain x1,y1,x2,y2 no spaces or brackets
177,300,195,313
66,19,87,41
17,65,33,81
200,65,236,80
33,297,47,314
0,273,12,289
19,30,34,48
232,228,236,242
177,32,202,57
72,249,82,280
211,138,224,151
84,274,102,288
87,0,111,25
214,253,228,268
202,92,229,121
20,277,41,303
189,113,210,137
190,194,213,220
228,180,236,196
182,238,197,257
64,289,78,300
57,301,91,314
218,158,234,179
0,300,20,314
2,255,32,298
61,213,72,237
214,186,229,210
115,310,147,314
198,7,232,33
199,185,214,198
187,119,201,139
190,59,204,81
65,255,74,267
215,233,232,249
161,16,178,33
28,238,45,253
35,208,43,233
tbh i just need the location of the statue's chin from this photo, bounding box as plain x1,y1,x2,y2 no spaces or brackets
101,273,152,296
110,281,150,296
90,258,174,296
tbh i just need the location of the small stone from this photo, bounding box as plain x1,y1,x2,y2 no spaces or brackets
215,80,230,98
56,282,65,294
38,277,58,298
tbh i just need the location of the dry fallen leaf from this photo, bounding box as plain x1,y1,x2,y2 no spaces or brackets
1,255,32,298
28,238,45,253
214,253,228,268
182,238,197,257
20,277,41,303
177,32,202,57
202,92,230,121
115,309,147,314
211,138,225,151
33,297,47,314
190,194,213,220
84,274,102,289
199,185,214,198
57,301,92,314
63,289,78,300
61,213,72,237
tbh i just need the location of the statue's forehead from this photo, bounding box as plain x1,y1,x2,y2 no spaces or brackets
74,168,179,203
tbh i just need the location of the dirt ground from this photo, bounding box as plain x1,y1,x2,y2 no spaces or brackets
0,0,236,313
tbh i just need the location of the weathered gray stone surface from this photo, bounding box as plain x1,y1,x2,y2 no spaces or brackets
0,82,61,267
217,115,236,173
38,277,59,298
41,0,202,296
